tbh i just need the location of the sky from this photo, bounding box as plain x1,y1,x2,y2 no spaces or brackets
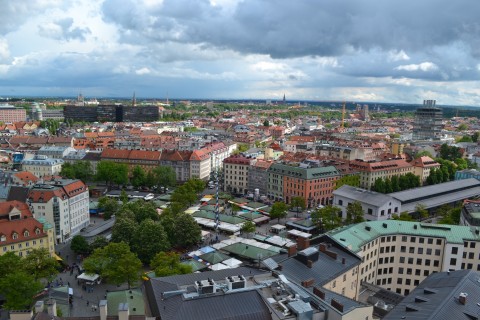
1,0,480,105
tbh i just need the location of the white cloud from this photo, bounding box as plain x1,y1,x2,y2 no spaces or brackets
0,38,10,61
135,67,151,75
388,50,410,62
395,62,438,72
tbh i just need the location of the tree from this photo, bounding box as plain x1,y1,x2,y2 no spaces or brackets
173,213,202,248
83,242,142,289
171,185,197,208
290,196,306,216
472,132,480,142
458,135,473,143
98,196,121,219
71,235,91,255
131,165,146,188
123,200,159,223
111,217,138,245
24,248,59,281
334,175,360,190
345,201,365,224
390,175,400,192
152,166,177,191
60,162,76,179
131,219,170,264
415,203,429,220
120,189,129,204
263,120,270,127
373,178,386,193
241,220,256,237
311,205,342,231
96,161,128,187
391,212,415,221
151,252,192,277
90,236,109,251
270,202,288,222
0,271,43,310
0,252,23,281
457,123,468,131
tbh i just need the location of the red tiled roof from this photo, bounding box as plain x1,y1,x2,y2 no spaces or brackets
101,148,131,159
129,150,161,161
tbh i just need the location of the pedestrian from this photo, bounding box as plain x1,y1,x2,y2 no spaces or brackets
68,282,70,287
87,301,89,306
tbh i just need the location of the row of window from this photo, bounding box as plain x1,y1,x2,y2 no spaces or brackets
2,239,43,251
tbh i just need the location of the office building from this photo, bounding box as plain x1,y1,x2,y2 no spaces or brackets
412,100,443,140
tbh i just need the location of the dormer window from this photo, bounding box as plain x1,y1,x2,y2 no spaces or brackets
0,235,5,242
12,232,18,240
24,230,30,237
35,228,41,234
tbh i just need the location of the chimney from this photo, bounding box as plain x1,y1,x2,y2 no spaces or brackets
313,287,326,300
46,299,57,317
34,301,44,313
307,260,313,268
99,300,108,320
319,243,327,252
118,303,129,320
459,293,468,305
288,245,297,257
9,311,33,320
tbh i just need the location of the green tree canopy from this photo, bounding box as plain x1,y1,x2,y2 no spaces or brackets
96,161,129,187
24,248,59,281
290,196,306,214
97,196,121,220
0,252,23,281
270,202,288,222
345,201,365,224
71,235,91,255
111,216,138,245
391,212,415,221
131,219,170,264
90,236,109,252
83,242,142,289
0,271,43,310
130,165,146,188
173,213,202,248
334,175,360,190
241,220,256,236
311,205,342,232
151,252,192,277
151,166,177,191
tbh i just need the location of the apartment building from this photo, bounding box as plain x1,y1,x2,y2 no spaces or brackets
328,220,480,296
21,155,64,178
0,201,55,257
349,159,414,190
248,159,273,196
268,162,340,207
0,105,27,123
411,156,440,184
27,179,90,243
223,155,254,195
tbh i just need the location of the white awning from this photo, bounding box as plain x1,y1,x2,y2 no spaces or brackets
77,273,99,282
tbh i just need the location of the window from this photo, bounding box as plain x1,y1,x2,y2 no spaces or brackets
436,239,442,245
0,235,5,242
425,259,431,266
401,246,406,252
408,258,414,264
469,252,474,259
419,237,424,244
426,248,432,255
406,279,411,285
402,236,407,242
410,237,416,243
435,249,441,256
424,270,429,276
434,260,440,267
451,247,458,254
428,238,433,244
416,258,422,265
338,200,343,206
407,268,412,275
332,281,336,288
470,242,476,248
418,248,423,254
415,269,421,276
12,233,18,240
450,258,457,265
414,280,420,286
23,230,29,237
343,274,347,282
392,236,396,241
400,257,405,263
409,247,415,254
398,267,404,274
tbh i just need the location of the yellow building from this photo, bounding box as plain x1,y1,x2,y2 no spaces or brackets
0,201,55,257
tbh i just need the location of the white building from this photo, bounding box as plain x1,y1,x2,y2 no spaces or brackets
27,179,90,243
21,155,64,178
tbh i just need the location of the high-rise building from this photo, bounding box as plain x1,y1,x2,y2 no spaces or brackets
412,100,443,140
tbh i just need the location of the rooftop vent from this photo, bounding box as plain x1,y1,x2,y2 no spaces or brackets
226,275,246,291
382,223,388,229
459,292,468,305
365,226,371,231
195,279,217,294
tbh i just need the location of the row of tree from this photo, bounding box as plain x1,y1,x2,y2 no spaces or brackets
372,173,420,194
0,249,58,310
60,161,177,191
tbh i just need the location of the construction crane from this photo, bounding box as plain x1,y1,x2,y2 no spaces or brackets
341,101,346,128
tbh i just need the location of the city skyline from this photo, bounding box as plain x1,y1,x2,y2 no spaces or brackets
1,0,480,106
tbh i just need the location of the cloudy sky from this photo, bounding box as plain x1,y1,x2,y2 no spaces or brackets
1,0,480,105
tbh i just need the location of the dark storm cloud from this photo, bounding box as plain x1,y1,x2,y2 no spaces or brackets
101,0,480,59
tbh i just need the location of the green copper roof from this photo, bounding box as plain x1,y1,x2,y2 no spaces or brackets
36,217,53,230
328,220,480,253
193,211,245,225
268,163,340,180
106,289,144,316
221,242,279,260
